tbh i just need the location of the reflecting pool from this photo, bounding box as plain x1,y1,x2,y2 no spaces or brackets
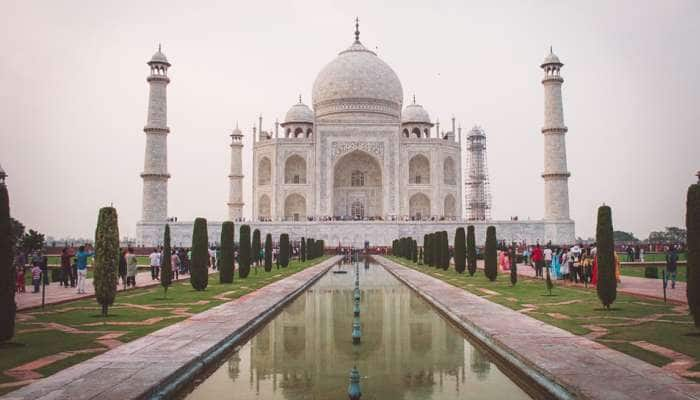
184,260,531,399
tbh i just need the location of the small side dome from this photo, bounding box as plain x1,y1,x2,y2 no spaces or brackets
401,98,432,125
284,99,314,124
148,45,170,66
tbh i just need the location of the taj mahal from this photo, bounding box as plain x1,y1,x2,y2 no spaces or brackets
136,21,575,247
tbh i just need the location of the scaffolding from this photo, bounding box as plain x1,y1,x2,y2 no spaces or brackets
465,126,491,220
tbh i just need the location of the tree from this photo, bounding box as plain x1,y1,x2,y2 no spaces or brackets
264,234,273,272
509,249,517,286
9,217,23,251
440,231,449,270
161,225,173,295
20,229,44,255
412,239,418,263
239,225,251,278
596,205,617,309
613,231,639,243
0,181,16,342
686,180,699,327
300,237,306,262
252,229,261,267
422,235,428,265
467,226,477,276
427,233,434,267
418,246,423,265
454,227,466,273
279,234,290,268
317,240,324,258
94,207,119,316
190,218,209,290
219,221,234,283
484,226,497,281
648,227,687,244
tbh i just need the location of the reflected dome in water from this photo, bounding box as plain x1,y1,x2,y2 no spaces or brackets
185,260,530,400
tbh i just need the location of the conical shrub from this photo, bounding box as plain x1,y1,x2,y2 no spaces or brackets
454,227,466,273
467,225,477,276
190,218,209,290
219,221,234,283
264,234,273,272
239,225,251,278
0,182,14,342
279,233,290,268
484,226,497,281
161,224,173,293
252,229,261,267
94,207,119,316
687,181,700,327
596,205,617,309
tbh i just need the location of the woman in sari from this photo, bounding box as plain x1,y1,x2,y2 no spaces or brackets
551,249,561,279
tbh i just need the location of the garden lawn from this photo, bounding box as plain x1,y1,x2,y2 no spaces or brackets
620,265,687,282
386,256,700,383
0,257,328,396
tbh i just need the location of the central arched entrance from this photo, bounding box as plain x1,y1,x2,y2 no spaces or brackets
333,150,382,219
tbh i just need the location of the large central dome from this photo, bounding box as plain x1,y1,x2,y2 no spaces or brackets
312,38,403,121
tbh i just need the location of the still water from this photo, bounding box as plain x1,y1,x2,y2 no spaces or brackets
184,259,531,399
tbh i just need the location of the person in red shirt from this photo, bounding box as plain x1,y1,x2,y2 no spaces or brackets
531,244,544,278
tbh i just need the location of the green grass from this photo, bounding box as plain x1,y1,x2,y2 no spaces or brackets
0,257,328,395
616,252,686,262
620,265,687,282
386,256,700,375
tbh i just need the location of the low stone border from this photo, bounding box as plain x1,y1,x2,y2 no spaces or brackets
1,256,340,400
376,256,700,400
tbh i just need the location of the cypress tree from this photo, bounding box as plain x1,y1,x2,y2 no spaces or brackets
318,240,325,257
687,179,700,327
300,237,306,262
418,246,423,265
422,234,428,265
454,227,466,273
252,229,261,267
510,249,518,286
219,221,234,283
0,179,14,342
307,238,315,259
441,231,450,270
596,205,617,309
94,206,119,316
484,226,497,281
161,224,173,295
279,233,290,268
190,218,209,290
412,239,418,263
427,233,434,267
392,239,397,256
264,234,273,272
467,226,477,276
239,225,251,278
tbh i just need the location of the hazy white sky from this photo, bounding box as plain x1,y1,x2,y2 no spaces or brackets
1,0,698,241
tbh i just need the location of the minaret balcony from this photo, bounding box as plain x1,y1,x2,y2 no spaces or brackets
541,172,571,179
147,75,170,83
140,172,171,179
143,126,170,134
541,126,568,134
541,75,564,84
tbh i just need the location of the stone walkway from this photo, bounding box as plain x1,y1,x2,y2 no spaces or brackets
378,256,700,400
15,269,213,311
513,263,687,304
0,256,340,400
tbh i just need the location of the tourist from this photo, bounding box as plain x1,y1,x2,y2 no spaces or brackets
149,247,161,280
172,250,180,280
531,244,543,277
31,264,42,293
665,245,678,289
569,249,580,283
15,262,26,294
126,247,138,288
543,245,553,277
581,251,592,284
614,251,622,284
119,249,127,290
60,247,72,288
640,247,645,263
551,248,561,279
75,244,94,294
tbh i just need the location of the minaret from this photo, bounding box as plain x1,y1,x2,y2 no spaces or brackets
228,124,245,221
541,47,571,221
140,45,171,223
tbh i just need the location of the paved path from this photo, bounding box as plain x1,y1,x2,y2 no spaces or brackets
1,256,340,400
513,263,687,304
378,256,700,400
15,269,214,311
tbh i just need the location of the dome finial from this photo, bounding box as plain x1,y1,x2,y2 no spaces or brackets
298,94,302,104
354,17,360,42
412,94,416,104
158,43,162,52
550,45,553,54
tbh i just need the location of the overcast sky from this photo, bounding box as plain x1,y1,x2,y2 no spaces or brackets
1,0,698,241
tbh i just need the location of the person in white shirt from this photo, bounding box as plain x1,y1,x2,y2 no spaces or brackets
149,249,161,281
543,246,553,270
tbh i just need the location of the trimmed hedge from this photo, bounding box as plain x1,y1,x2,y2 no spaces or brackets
94,206,119,316
686,182,699,327
484,226,497,281
264,233,273,272
252,229,261,267
596,205,617,309
279,234,290,268
238,225,251,278
190,218,209,290
219,221,234,283
467,225,477,276
454,227,466,273
0,181,13,342
161,224,173,293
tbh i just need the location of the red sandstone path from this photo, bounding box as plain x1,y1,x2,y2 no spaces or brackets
513,263,687,304
14,269,214,311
